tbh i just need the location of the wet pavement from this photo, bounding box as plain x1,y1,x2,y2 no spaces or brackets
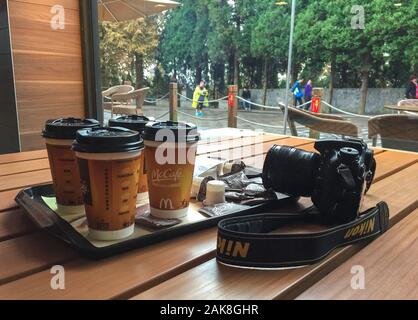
104,99,377,146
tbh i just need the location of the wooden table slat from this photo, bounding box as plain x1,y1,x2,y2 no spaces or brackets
297,208,418,300
0,228,217,300
0,158,50,177
0,189,21,212
385,104,418,113
209,137,313,164
0,209,37,242
370,151,418,182
0,169,52,193
0,233,76,286
0,150,47,165
197,133,285,155
199,129,269,144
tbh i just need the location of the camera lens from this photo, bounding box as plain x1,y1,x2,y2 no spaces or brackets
262,145,320,197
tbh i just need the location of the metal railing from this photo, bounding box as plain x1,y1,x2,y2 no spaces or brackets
177,93,229,104
106,83,400,145
144,92,169,104
321,101,372,119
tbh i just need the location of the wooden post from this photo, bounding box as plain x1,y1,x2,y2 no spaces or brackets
289,120,298,137
169,82,178,122
309,128,320,140
228,85,238,128
309,87,324,139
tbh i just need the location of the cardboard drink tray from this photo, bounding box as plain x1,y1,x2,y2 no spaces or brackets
16,184,294,259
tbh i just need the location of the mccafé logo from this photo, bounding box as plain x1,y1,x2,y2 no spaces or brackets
217,237,250,258
151,168,182,183
344,217,375,239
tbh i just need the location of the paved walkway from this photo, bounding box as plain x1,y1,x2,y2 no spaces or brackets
104,99,375,145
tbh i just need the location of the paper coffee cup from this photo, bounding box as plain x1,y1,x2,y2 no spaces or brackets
108,115,155,194
73,127,144,241
143,121,200,219
42,118,100,214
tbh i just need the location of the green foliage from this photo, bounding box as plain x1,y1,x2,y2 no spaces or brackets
251,4,289,59
158,0,211,86
295,0,417,87
100,0,418,100
206,0,233,63
100,16,159,88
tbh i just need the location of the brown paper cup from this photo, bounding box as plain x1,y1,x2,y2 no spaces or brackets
76,151,142,241
145,140,198,219
43,118,99,213
73,126,144,241
45,139,84,213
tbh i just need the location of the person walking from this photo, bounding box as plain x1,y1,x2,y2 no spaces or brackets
291,79,304,107
242,86,252,111
192,80,209,117
304,80,313,111
405,75,417,99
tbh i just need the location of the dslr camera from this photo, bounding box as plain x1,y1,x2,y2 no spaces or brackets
263,138,376,224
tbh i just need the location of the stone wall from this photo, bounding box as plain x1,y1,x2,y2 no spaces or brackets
247,88,406,114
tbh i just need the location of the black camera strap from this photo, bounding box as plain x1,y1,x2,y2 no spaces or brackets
217,202,389,269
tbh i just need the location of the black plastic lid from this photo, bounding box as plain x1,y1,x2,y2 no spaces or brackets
42,118,100,140
73,127,144,153
142,121,200,143
108,115,155,133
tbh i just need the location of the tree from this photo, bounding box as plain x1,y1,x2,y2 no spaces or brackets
98,0,417,113
124,17,159,89
99,22,129,87
251,1,290,104
295,0,345,105
159,0,210,87
230,0,256,86
100,17,159,90
368,0,418,84
206,0,234,96
339,0,418,113
295,0,417,113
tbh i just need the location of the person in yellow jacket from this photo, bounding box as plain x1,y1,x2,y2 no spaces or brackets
192,80,209,117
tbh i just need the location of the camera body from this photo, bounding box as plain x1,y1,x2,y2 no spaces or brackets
263,138,376,224
311,138,376,223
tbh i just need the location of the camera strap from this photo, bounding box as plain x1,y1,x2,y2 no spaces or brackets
216,202,389,269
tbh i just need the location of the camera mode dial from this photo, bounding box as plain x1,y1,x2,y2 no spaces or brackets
340,147,359,165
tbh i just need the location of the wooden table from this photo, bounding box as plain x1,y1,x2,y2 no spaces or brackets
385,102,418,113
0,128,417,300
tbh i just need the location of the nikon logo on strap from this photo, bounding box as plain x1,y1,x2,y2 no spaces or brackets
217,237,250,258
344,217,375,239
216,203,389,269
